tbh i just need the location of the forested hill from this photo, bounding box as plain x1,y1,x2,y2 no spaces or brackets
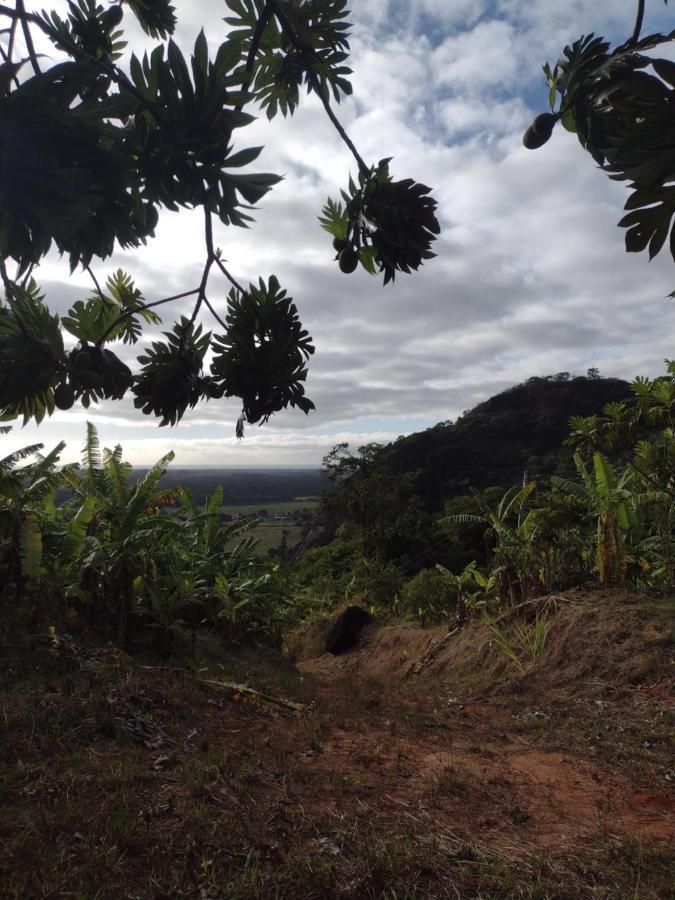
354,373,630,510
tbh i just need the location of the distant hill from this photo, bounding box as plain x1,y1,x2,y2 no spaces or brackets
57,468,324,508
145,468,325,506
333,373,631,515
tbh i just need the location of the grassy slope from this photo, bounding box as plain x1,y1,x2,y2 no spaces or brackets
0,591,672,899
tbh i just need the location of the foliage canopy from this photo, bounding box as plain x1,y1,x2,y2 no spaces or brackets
0,0,439,430
526,0,675,281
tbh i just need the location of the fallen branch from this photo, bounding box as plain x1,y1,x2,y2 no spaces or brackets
195,678,307,712
408,627,459,676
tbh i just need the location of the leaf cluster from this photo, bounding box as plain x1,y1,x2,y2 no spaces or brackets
225,0,352,118
0,0,438,431
211,276,315,427
541,23,675,264
320,160,440,284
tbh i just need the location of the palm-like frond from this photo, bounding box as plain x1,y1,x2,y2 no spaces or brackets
0,443,44,471
62,496,96,559
83,421,102,472
499,481,537,520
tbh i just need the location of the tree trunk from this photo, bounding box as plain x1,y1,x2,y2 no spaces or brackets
116,564,134,649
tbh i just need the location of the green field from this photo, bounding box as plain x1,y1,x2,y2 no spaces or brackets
245,523,306,555
221,499,317,556
221,499,318,517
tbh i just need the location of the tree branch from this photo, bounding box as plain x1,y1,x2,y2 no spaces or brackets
632,0,646,43
189,210,216,325
16,0,39,75
0,3,154,111
235,0,275,112
85,265,104,298
7,2,17,62
201,294,228,331
214,255,246,295
268,0,369,176
96,288,200,345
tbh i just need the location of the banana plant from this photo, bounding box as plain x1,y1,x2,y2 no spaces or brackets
552,452,638,587
435,560,495,624
0,438,68,600
60,422,181,647
443,481,540,604
178,484,259,624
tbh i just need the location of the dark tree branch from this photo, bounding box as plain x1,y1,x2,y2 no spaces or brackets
236,0,275,112
96,288,200,345
632,0,646,43
16,0,39,74
0,3,154,111
189,210,216,325
201,294,228,331
86,265,104,298
268,0,369,176
214,255,246,295
7,2,17,63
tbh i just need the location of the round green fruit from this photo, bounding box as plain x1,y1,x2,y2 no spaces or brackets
73,349,91,370
54,382,75,410
145,204,159,232
522,124,551,150
103,4,123,29
338,248,359,274
532,113,557,136
333,237,348,252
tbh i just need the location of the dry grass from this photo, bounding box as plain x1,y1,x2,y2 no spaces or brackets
0,590,673,898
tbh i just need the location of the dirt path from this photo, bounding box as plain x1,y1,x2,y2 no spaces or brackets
293,657,675,861
2,604,673,898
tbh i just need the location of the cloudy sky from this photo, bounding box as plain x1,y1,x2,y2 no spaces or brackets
3,0,675,467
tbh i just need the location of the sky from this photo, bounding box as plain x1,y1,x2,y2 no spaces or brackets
3,0,675,467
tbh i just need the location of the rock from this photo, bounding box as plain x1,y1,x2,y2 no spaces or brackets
325,606,373,655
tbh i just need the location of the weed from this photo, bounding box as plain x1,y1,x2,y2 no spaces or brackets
486,613,550,672
108,787,137,847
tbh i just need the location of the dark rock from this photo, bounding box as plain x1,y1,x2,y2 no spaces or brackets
325,606,373,655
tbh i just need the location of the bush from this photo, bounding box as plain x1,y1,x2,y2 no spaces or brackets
400,568,456,623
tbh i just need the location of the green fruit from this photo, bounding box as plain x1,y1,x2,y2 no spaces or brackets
338,248,359,274
145,203,159,232
73,349,91,370
54,382,75,410
522,124,551,150
103,4,123,29
333,237,348,252
532,113,557,136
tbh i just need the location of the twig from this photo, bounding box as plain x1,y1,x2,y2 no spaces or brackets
85,265,104,298
6,2,16,62
631,0,646,44
189,210,216,325
96,287,200,344
236,0,275,112
16,0,39,75
214,254,246,295
268,0,369,176
0,3,153,110
196,677,307,712
201,294,228,331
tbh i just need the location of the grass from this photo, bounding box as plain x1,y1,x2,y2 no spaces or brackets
221,500,319,516
1,593,673,898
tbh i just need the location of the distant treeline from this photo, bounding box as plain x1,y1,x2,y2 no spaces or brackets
55,467,325,507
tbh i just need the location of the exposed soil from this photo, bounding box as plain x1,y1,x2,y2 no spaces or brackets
0,591,673,898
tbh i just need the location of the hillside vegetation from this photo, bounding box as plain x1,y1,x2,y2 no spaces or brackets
1,367,673,897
